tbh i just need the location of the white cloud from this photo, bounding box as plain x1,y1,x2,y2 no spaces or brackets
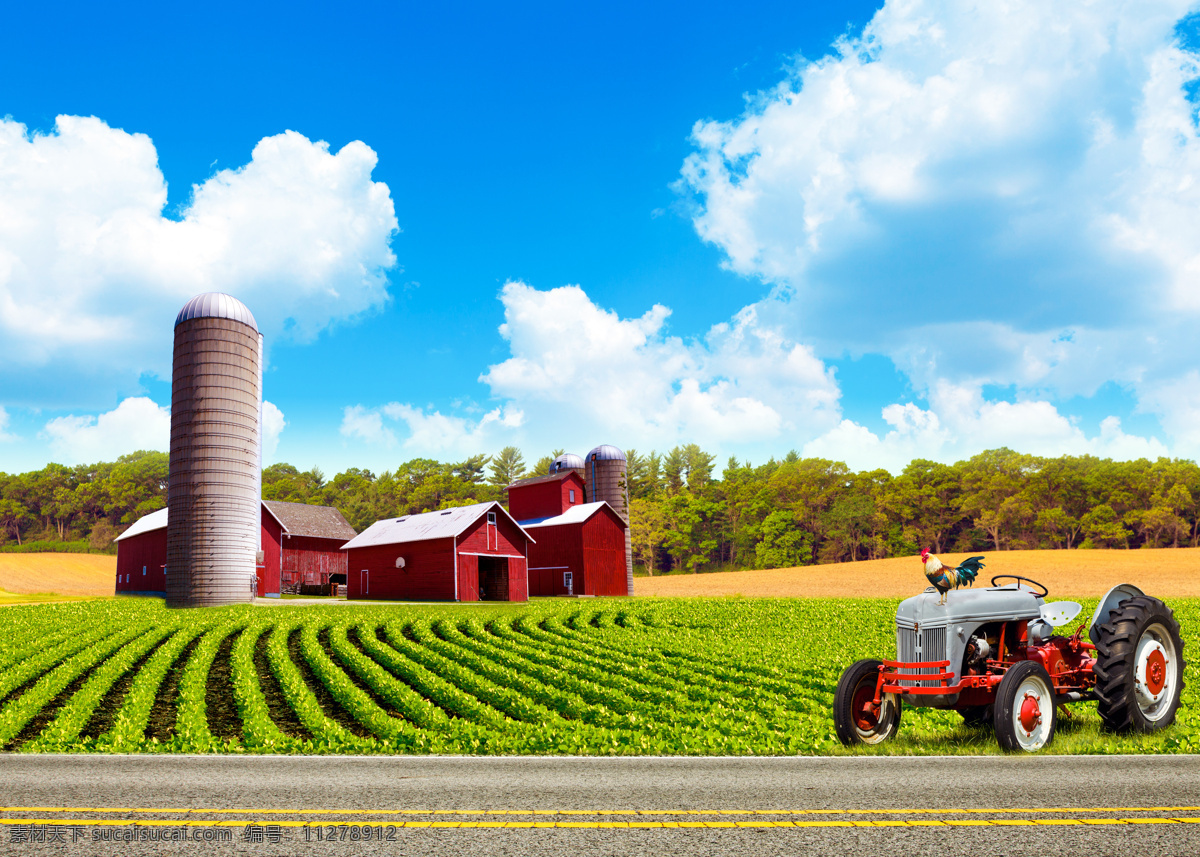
42,397,170,464
679,0,1200,463
0,406,16,443
0,115,398,397
338,282,842,463
262,400,286,462
338,401,524,460
479,281,841,454
340,405,396,448
804,383,1169,473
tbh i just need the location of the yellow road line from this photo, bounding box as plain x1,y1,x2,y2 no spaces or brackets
2,817,1200,829
4,805,1200,816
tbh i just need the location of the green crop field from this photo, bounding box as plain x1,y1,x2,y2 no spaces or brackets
0,597,1197,755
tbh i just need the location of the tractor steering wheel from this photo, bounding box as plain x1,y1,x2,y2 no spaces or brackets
989,575,1048,598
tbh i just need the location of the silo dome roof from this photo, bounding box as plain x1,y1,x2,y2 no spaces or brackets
175,293,259,332
549,453,585,474
586,444,626,462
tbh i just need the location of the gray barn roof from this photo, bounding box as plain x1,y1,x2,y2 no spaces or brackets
342,501,532,550
263,500,357,541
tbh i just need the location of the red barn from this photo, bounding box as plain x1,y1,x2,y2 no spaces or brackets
114,501,356,598
263,500,357,590
342,501,531,602
520,502,629,597
114,508,169,596
507,472,586,521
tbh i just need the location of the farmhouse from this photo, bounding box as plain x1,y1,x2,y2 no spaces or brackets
508,472,629,597
342,501,531,602
114,501,356,597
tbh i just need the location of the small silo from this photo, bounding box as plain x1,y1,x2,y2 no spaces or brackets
584,444,632,595
165,293,262,608
549,452,587,497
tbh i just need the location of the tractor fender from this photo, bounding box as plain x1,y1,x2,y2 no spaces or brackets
1087,583,1145,645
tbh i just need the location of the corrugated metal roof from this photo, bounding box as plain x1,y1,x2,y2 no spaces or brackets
175,292,259,331
510,472,579,488
586,444,625,462
114,500,355,543
518,501,625,529
264,500,357,540
550,453,584,473
341,501,533,550
114,507,168,541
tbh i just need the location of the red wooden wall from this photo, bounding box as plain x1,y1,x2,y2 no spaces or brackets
345,507,530,602
580,510,627,596
115,528,168,593
282,535,349,586
526,507,627,597
508,472,585,521
258,510,283,596
345,537,457,601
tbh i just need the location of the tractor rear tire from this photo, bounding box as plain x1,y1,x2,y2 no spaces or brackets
994,661,1057,752
1094,596,1186,732
834,659,902,746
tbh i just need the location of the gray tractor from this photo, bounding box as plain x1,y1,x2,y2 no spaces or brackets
833,577,1185,751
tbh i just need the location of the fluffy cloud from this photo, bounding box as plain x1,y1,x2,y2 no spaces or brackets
340,282,842,462
0,116,398,399
0,406,16,443
339,402,524,459
262,401,286,463
479,281,841,453
40,396,286,465
804,383,1169,472
679,0,1200,462
42,397,171,464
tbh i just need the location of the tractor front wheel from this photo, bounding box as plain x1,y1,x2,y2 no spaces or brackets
834,659,902,746
994,661,1057,752
1095,596,1186,732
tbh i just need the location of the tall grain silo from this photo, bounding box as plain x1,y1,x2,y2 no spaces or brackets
549,452,587,497
585,444,632,595
165,293,262,608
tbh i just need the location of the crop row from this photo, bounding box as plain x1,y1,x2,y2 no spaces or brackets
1,596,1197,755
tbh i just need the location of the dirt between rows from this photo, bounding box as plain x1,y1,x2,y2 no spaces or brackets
634,548,1200,600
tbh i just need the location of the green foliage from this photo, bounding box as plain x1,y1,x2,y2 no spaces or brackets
8,445,1200,571
1,597,1196,756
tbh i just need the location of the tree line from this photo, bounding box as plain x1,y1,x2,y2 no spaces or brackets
4,447,1200,570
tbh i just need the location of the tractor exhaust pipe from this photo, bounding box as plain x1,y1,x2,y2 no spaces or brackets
1057,691,1097,703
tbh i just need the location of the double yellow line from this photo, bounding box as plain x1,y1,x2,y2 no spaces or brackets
3,806,1200,830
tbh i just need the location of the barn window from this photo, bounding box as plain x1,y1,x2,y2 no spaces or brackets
142,566,146,575
487,511,497,525
569,489,576,504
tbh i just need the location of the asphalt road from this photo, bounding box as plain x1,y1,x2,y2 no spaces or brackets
3,754,1200,856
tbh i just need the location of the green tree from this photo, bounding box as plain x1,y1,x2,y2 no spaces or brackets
487,447,528,492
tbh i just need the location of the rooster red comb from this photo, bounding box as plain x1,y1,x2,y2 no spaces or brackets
920,548,930,559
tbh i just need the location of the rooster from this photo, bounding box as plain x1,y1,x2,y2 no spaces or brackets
921,549,985,605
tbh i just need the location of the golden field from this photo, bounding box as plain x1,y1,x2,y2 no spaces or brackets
635,548,1200,600
2,549,1198,603
0,553,115,601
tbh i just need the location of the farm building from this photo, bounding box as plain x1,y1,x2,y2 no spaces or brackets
520,502,628,597
115,501,356,598
507,471,587,522
263,500,357,590
508,470,629,597
342,502,531,602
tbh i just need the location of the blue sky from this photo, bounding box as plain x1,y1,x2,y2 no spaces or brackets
2,0,1200,476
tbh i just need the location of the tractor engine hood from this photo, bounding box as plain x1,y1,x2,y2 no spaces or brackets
897,586,1044,630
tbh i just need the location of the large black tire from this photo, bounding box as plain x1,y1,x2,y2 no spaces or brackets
834,659,901,746
1094,595,1186,732
994,661,1057,752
